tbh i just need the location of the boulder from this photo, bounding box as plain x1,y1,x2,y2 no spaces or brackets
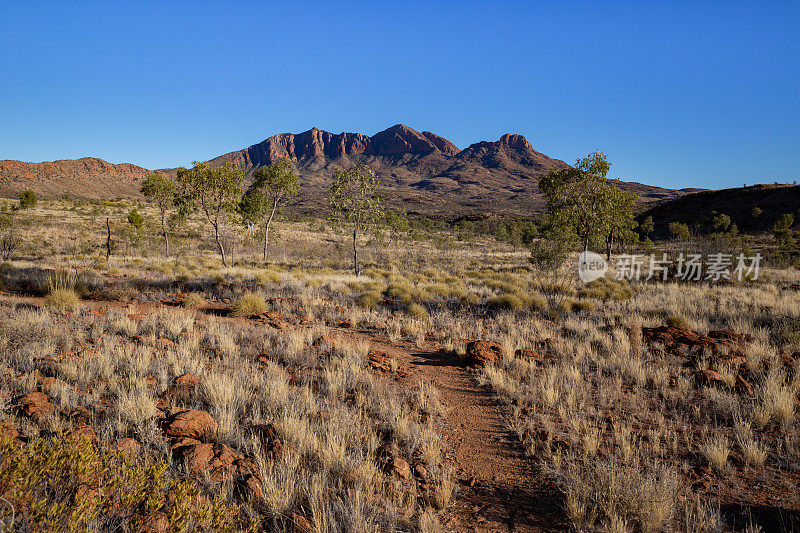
465,340,502,367
159,409,217,441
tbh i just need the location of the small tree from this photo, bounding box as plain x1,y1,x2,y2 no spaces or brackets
127,209,144,230
177,162,243,266
244,158,300,261
640,215,654,242
600,184,637,259
329,165,383,275
19,190,37,210
539,151,636,257
773,213,796,250
668,221,691,242
141,172,178,256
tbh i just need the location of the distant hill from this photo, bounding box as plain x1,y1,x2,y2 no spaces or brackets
1,124,689,217
0,157,148,200
639,183,800,238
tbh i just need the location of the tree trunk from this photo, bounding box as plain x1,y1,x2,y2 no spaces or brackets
105,217,112,260
263,199,279,262
212,222,227,267
352,226,359,276
161,210,170,256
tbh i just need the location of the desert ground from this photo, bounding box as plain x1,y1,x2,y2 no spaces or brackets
1,198,799,532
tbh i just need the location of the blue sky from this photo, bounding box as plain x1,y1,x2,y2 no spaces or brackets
1,1,798,189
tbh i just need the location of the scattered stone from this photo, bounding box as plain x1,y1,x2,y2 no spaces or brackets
114,437,141,458
735,375,754,396
643,326,750,360
66,425,97,444
289,512,314,533
694,369,727,388
390,456,411,479
15,391,55,422
513,349,542,363
180,442,241,481
159,409,217,441
465,340,502,367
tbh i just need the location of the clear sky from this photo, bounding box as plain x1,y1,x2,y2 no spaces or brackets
1,1,798,189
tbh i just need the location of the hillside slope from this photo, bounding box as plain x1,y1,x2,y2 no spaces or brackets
0,158,148,200
639,183,800,238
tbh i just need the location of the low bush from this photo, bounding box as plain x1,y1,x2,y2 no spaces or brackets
229,292,269,318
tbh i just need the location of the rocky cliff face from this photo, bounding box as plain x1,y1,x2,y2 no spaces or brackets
210,124,463,170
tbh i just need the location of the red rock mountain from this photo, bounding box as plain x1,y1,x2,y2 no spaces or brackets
0,124,687,216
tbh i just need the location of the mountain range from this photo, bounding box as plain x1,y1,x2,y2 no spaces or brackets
0,124,691,217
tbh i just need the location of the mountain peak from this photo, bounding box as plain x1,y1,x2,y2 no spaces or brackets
367,124,449,156
496,133,532,150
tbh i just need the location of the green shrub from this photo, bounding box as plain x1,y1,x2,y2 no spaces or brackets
229,292,269,318
18,189,37,209
0,435,244,531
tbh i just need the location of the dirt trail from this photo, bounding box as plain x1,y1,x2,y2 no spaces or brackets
358,334,566,532
0,292,565,530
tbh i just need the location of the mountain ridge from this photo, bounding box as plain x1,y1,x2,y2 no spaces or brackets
0,124,689,216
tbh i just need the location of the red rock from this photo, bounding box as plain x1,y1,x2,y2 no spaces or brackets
159,373,198,409
159,409,217,441
390,456,411,479
142,512,170,533
644,326,750,359
74,484,99,512
465,340,502,367
180,442,241,481
0,420,19,442
174,373,199,388
514,349,542,362
15,391,55,421
289,512,314,533
735,375,754,396
114,437,141,458
694,369,727,388
66,425,97,444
